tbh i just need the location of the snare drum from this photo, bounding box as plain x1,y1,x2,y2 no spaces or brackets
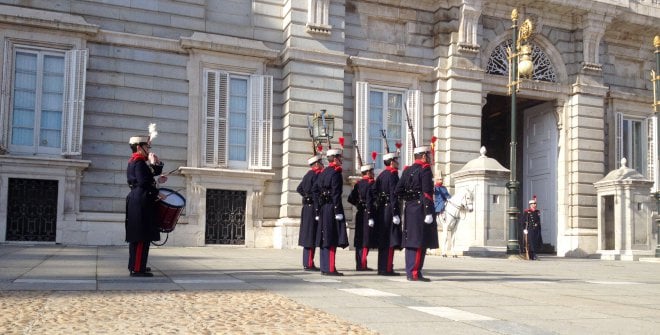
155,188,186,233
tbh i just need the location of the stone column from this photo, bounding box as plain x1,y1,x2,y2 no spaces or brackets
561,78,608,256
274,0,347,248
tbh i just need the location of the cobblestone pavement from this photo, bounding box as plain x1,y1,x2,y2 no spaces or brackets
0,290,376,335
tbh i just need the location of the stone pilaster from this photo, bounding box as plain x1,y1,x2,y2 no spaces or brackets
560,79,608,256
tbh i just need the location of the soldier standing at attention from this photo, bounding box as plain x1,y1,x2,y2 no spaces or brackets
522,195,542,261
313,144,349,276
374,152,402,276
297,154,323,271
348,163,377,271
395,146,437,282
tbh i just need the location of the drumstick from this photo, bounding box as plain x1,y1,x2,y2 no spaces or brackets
160,167,181,176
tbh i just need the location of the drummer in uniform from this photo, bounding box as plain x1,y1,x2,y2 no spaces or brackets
313,146,349,276
374,151,402,276
395,146,437,282
297,154,323,271
348,163,376,271
125,132,166,277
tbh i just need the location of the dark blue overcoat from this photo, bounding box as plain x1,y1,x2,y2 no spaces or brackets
313,164,349,248
348,177,377,248
125,157,162,242
297,168,320,247
375,167,402,249
395,161,438,249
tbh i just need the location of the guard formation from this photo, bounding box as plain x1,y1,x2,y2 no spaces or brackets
297,115,448,281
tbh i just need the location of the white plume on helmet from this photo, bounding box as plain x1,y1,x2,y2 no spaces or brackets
148,123,158,141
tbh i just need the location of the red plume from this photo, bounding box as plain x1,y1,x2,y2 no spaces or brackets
533,195,537,200
339,137,345,148
395,142,402,149
431,136,437,144
371,151,378,162
317,144,323,153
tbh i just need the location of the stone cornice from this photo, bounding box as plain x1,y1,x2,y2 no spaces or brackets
179,167,275,183
90,30,183,53
280,47,348,67
607,89,655,105
349,56,434,76
0,155,91,170
180,32,279,60
0,4,99,35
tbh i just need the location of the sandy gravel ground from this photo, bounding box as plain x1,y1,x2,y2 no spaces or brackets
0,290,377,335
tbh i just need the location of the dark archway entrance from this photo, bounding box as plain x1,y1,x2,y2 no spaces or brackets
481,94,557,253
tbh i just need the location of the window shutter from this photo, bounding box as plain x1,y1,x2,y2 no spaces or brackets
205,70,229,167
355,81,369,172
615,112,622,168
405,89,422,165
61,49,88,156
648,116,658,191
248,74,273,169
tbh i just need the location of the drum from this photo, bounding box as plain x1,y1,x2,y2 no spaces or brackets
155,188,186,233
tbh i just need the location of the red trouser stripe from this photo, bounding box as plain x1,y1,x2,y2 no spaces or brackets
307,248,315,267
134,241,144,272
329,247,336,272
387,247,394,272
412,248,422,279
361,248,369,269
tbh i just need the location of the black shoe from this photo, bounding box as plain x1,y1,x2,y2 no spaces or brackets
130,271,154,277
322,271,344,276
356,267,374,271
384,271,401,276
407,276,430,282
304,266,320,272
145,267,152,272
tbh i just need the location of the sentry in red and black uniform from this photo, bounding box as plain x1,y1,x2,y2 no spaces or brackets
374,152,403,276
348,165,377,271
296,155,324,271
395,146,437,282
312,148,349,276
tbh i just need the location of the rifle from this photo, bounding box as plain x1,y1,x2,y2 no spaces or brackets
307,115,317,155
380,129,391,153
403,103,417,149
321,109,332,149
353,140,364,167
523,222,530,260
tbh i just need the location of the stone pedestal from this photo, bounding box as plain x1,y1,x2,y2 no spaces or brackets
450,147,510,256
594,159,655,261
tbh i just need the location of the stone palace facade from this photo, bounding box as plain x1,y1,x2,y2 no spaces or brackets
0,0,658,257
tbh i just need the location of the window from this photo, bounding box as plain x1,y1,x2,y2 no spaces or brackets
204,69,272,170
306,0,331,34
2,45,87,156
355,81,421,171
615,113,654,178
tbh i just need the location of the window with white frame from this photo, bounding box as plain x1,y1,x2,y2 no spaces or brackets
306,0,331,34
615,113,655,178
355,81,421,171
2,45,87,156
204,69,272,170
